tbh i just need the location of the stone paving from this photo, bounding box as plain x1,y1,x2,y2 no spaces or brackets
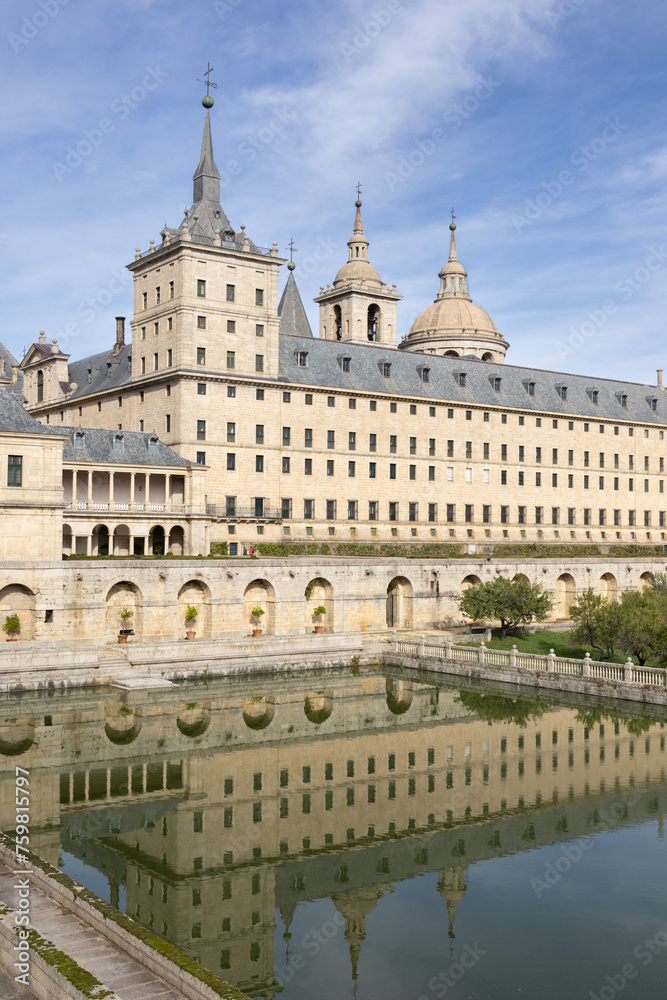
0,963,31,998
0,862,193,1000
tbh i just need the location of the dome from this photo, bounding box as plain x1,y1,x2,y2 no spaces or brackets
333,258,382,287
400,221,509,363
409,296,497,339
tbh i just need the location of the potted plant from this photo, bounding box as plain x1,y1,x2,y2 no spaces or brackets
118,607,133,644
185,605,198,640
251,606,265,637
3,614,20,642
313,606,327,634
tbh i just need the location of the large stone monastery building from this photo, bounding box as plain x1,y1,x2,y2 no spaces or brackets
3,103,667,560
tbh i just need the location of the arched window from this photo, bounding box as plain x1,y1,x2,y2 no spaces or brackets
37,370,44,403
334,305,342,341
367,305,380,342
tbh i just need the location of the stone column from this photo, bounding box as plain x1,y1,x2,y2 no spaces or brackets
130,472,136,507
110,472,115,506
84,770,90,802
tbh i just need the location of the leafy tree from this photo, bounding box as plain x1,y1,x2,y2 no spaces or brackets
454,575,554,638
617,590,667,666
456,690,546,727
569,588,623,660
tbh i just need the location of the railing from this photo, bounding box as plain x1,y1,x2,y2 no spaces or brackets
65,501,192,515
206,504,283,521
137,232,272,258
392,636,667,689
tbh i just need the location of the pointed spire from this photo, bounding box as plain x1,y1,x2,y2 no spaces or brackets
448,221,458,262
437,218,469,300
193,110,221,204
279,266,313,337
347,196,369,260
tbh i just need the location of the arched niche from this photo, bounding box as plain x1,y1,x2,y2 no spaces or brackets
243,696,275,731
640,572,654,591
481,352,493,361
304,692,334,725
386,577,413,628
104,705,142,745
305,577,334,632
112,524,131,557
386,678,413,715
92,524,109,556
176,704,211,738
461,575,482,590
169,526,184,556
0,722,35,757
555,574,576,617
243,579,275,635
150,525,165,556
0,584,36,640
105,581,142,640
599,572,618,603
178,579,212,638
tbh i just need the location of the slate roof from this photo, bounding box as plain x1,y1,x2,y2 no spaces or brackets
278,271,313,338
55,426,189,467
0,386,62,435
0,341,20,383
278,335,667,425
67,344,132,401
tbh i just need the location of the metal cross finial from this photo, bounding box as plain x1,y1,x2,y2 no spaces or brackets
356,181,362,200
197,62,218,96
450,207,456,224
287,238,298,263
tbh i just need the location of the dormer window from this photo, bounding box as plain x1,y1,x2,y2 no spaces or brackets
381,362,391,378
492,376,502,391
113,434,124,453
340,356,351,373
619,393,628,409
557,385,567,400
73,432,85,450
455,372,467,388
592,390,599,404
418,367,430,383
148,436,158,454
649,397,658,412
298,351,309,368
527,381,535,396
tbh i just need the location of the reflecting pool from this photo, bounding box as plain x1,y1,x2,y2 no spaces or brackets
1,667,666,999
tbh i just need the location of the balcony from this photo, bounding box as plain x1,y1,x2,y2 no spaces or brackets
206,503,282,522
64,501,201,516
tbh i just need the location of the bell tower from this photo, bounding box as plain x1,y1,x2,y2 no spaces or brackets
315,194,401,346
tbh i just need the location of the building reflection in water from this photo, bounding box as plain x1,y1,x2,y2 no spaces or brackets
0,668,666,997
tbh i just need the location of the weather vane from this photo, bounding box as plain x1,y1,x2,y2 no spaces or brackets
356,181,362,201
450,207,456,225
286,238,298,270
198,62,218,108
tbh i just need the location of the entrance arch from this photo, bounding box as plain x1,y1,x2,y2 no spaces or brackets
0,584,36,640
105,581,142,640
168,526,184,555
92,524,109,556
386,577,413,628
555,574,576,617
461,575,482,590
599,573,617,603
305,577,334,632
177,580,211,638
243,579,276,635
113,524,131,556
640,572,654,591
150,525,165,555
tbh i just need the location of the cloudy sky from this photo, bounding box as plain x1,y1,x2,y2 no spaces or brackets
0,0,665,382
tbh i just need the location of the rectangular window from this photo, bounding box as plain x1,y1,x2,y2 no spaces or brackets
227,453,235,470
153,352,159,371
535,506,543,524
409,502,418,522
255,288,264,306
519,445,524,462
348,500,358,520
599,509,607,526
466,441,473,459
197,278,206,297
446,504,455,523
225,351,235,369
465,504,473,523
429,438,436,456
568,507,575,525
227,385,236,398
196,347,206,365
282,456,290,474
255,355,264,372
328,430,335,449
409,465,416,480
326,500,336,520
282,426,291,446
369,433,377,452
518,506,526,524
256,324,264,337
255,455,264,473
501,444,507,461
169,280,174,299
629,509,635,526
305,428,313,448
536,472,542,486
410,436,417,455
484,442,490,460
552,507,560,524
428,503,437,522
584,508,591,525
349,431,356,450
256,425,264,444
429,466,435,481
197,420,206,441
389,501,398,521
226,422,236,443
370,400,377,411
281,498,292,519
483,505,491,524
226,284,235,301
348,461,356,477
390,435,397,454
7,455,22,487
304,458,312,475
368,501,378,521
447,440,454,458
327,460,334,476
369,462,376,479
349,397,356,409
501,505,509,524
389,463,396,480
552,473,558,488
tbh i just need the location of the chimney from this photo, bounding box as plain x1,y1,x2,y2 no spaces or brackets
658,369,664,391
113,316,125,357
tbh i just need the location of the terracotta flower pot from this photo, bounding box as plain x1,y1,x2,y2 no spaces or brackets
186,630,196,640
252,628,262,637
314,625,324,634
118,634,128,644
6,637,17,642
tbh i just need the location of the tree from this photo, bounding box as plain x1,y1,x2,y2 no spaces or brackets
569,588,623,660
454,575,554,638
617,590,667,666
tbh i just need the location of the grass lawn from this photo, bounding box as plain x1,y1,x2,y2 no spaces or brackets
466,629,629,664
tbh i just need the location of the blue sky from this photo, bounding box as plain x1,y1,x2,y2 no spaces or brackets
1,0,665,382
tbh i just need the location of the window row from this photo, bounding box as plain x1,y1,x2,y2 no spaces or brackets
142,282,264,307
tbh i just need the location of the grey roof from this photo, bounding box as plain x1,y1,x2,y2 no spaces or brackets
0,341,20,383
278,271,313,338
278,336,667,424
0,385,61,435
56,426,189,467
67,344,132,400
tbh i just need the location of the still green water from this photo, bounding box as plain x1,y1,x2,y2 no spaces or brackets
1,667,666,999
